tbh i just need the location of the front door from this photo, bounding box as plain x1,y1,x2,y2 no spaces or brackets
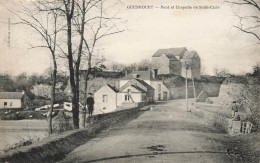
163,92,167,100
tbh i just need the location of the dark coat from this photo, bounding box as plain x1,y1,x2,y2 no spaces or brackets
87,96,94,106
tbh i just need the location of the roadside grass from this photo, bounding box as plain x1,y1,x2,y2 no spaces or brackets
226,132,260,163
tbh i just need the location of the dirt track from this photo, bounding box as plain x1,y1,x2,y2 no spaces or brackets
58,99,241,163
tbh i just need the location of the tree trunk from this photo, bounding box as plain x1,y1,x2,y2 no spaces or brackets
66,7,79,129
82,72,88,127
48,54,57,135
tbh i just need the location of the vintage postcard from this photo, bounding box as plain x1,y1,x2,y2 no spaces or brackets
0,0,259,162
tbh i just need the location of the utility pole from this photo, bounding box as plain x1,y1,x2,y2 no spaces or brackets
185,64,189,112
190,65,197,103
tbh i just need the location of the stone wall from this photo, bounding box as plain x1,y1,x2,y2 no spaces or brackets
0,105,148,163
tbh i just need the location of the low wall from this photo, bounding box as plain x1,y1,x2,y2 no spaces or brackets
0,105,147,163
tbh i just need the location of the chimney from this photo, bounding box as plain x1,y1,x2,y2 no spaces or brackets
133,74,139,79
153,69,158,79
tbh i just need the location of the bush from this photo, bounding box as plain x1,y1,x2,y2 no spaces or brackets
53,111,73,134
2,113,23,120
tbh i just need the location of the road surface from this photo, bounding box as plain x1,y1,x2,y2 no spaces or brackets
58,99,239,163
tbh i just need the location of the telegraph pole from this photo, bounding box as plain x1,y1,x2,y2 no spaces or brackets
185,64,189,112
191,65,197,102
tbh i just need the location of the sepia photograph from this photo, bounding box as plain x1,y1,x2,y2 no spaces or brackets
0,0,259,162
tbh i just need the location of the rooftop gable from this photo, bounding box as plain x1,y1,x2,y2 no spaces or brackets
95,84,118,93
182,51,199,59
152,47,187,60
120,85,146,93
119,78,154,92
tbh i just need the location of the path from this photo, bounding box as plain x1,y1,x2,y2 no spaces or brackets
58,99,238,163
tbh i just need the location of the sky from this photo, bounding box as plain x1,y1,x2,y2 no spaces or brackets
0,0,259,76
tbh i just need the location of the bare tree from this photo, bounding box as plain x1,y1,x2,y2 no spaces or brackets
11,0,62,134
80,0,125,127
225,0,260,43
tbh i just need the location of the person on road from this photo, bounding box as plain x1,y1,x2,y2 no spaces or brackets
87,93,94,116
231,101,239,118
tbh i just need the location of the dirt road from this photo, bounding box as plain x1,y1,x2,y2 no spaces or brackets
58,100,240,163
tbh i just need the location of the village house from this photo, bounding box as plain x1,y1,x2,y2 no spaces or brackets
0,92,24,109
93,78,155,114
118,78,155,107
120,71,170,101
94,85,118,114
151,47,201,79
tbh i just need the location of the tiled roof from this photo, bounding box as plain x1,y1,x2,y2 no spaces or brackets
130,85,147,93
182,51,199,59
135,79,155,90
0,92,23,99
122,71,154,80
119,78,154,92
152,47,187,60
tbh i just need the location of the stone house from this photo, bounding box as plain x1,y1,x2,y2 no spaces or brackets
0,92,24,109
120,71,170,101
152,47,201,79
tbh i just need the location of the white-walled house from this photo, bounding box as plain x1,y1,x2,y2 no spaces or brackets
0,92,24,109
117,85,147,107
150,81,170,101
94,85,118,114
120,70,170,101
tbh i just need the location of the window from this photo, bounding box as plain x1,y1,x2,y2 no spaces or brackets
103,95,108,103
158,84,161,92
158,93,161,101
4,102,7,106
127,89,131,93
125,95,130,101
10,102,13,107
142,95,146,101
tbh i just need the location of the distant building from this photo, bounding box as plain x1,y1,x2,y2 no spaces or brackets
0,92,24,109
152,47,201,79
120,71,170,101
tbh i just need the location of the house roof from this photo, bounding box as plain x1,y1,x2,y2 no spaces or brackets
0,92,23,99
107,84,118,92
131,85,146,93
152,47,187,60
122,71,154,80
135,79,155,90
182,51,199,59
121,85,146,93
119,78,154,92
